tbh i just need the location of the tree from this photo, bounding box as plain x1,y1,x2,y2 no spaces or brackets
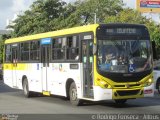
10,0,124,37
105,8,148,24
152,25,160,46
12,0,66,37
64,0,123,25
0,34,11,63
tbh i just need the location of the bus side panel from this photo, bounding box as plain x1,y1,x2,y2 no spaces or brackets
46,63,61,95
3,63,13,88
13,63,42,92
27,63,42,92
48,63,82,98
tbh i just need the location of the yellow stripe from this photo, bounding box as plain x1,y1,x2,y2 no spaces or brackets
3,63,28,70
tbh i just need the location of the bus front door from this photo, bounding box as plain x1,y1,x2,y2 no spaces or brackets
82,39,93,98
12,44,18,88
41,38,51,94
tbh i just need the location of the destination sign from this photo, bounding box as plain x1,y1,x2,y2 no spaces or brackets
96,25,149,39
106,28,137,35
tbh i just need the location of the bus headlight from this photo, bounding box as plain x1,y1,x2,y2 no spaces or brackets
97,78,112,89
144,78,153,87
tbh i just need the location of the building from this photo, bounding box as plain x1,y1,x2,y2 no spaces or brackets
0,30,11,35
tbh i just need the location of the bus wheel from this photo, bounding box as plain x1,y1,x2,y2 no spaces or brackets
114,99,127,104
22,78,32,98
157,80,160,94
69,82,82,106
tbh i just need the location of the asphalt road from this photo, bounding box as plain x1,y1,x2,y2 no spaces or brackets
0,80,160,120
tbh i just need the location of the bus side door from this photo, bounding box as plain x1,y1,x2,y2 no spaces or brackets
40,38,51,93
81,34,94,98
11,44,18,88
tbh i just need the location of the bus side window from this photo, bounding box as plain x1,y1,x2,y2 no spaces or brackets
5,45,12,62
52,38,66,60
67,36,79,60
30,41,40,61
20,42,30,61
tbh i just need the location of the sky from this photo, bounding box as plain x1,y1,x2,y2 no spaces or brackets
0,0,36,29
123,0,136,8
0,0,159,30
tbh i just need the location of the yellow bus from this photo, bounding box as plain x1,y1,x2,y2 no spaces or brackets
3,24,154,105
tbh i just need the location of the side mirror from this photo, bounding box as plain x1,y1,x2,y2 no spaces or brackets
93,44,97,55
152,41,158,60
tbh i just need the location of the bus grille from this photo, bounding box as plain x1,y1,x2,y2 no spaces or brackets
114,84,141,88
117,90,140,96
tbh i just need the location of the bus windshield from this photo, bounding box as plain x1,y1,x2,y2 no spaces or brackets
97,39,152,73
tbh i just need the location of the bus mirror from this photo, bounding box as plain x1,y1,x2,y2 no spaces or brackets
93,44,97,55
152,41,158,60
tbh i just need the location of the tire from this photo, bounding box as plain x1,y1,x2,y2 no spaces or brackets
156,80,160,94
69,82,82,106
22,78,33,98
114,99,127,104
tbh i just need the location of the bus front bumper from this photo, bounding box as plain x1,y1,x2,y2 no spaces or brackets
93,83,154,101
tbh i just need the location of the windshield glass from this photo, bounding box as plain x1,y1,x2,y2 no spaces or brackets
97,40,152,73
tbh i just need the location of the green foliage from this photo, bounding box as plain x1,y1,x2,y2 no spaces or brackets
0,37,3,63
10,0,124,37
105,8,148,24
0,35,11,63
64,0,123,25
152,26,160,46
12,0,66,37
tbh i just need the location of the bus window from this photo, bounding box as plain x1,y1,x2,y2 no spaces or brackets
30,41,40,61
97,40,151,73
67,36,79,60
5,45,12,62
52,38,66,60
82,43,87,63
20,42,30,61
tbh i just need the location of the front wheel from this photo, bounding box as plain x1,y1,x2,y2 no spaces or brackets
114,99,127,104
69,82,82,106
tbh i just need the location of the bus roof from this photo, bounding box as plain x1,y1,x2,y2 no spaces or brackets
5,24,99,44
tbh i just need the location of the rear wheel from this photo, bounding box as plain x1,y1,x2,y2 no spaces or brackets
22,78,33,98
69,82,82,106
114,99,127,104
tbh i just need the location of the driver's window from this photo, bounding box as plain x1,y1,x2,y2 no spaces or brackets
140,41,148,59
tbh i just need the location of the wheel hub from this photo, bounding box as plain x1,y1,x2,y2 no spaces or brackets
71,89,77,101
24,84,27,95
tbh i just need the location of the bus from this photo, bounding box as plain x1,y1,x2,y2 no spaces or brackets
3,24,154,105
